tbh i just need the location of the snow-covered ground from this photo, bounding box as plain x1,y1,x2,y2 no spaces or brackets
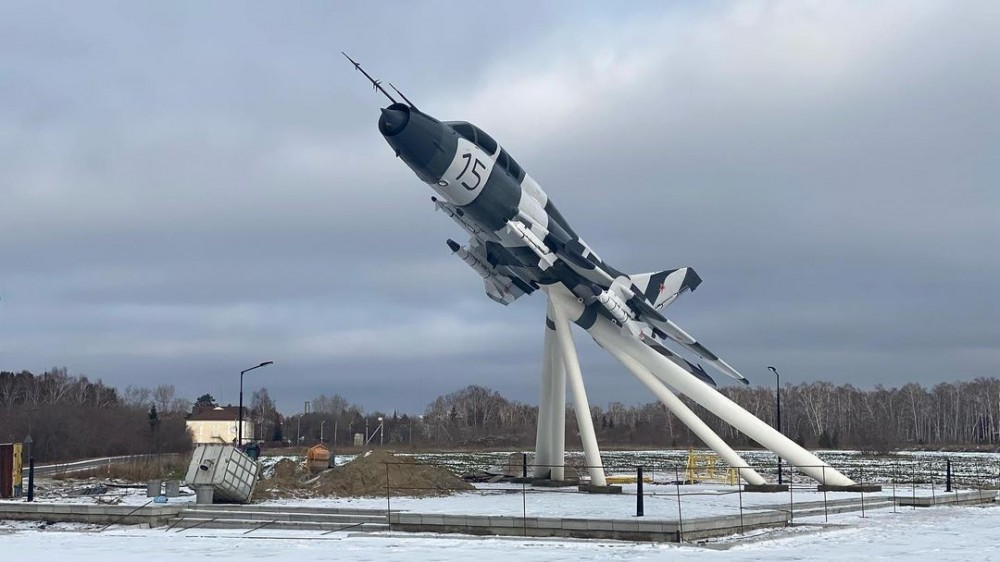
5,477,988,525
4,449,997,560
2,504,1000,561
261,481,962,520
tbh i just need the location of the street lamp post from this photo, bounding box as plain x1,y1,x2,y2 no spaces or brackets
239,361,273,447
768,365,783,485
378,417,384,446
321,420,326,443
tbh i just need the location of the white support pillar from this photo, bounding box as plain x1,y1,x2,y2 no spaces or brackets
547,286,853,487
598,337,767,486
549,305,566,481
550,298,606,487
533,311,556,479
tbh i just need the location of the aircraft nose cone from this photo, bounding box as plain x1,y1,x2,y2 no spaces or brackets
379,107,409,136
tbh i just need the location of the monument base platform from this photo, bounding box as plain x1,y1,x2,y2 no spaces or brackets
578,484,623,494
743,484,789,493
818,484,882,492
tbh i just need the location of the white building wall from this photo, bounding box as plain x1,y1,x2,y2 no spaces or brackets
186,420,254,444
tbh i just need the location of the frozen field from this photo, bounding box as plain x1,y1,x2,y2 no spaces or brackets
2,504,1000,561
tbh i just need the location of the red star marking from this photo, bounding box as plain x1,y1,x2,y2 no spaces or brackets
659,283,666,292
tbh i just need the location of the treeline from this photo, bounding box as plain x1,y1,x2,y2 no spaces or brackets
0,368,192,462
719,379,1000,452
290,380,1000,453
6,367,1000,462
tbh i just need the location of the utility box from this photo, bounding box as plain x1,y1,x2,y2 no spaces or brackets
185,444,259,503
0,443,22,499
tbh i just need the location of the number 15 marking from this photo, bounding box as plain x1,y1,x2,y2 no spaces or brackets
457,153,486,190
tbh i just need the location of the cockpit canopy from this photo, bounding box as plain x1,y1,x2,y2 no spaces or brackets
445,121,526,183
446,121,496,154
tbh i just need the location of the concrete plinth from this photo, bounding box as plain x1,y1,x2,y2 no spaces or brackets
817,484,882,492
743,484,789,493
578,484,622,494
146,480,163,497
533,479,579,488
194,485,215,504
164,481,180,497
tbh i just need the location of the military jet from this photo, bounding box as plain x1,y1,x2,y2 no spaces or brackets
343,55,869,488
345,53,749,388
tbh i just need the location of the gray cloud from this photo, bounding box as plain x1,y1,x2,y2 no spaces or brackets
1,1,997,413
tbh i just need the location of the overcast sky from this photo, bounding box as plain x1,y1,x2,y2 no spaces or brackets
1,1,997,415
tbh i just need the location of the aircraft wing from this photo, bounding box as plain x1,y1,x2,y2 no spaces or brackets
449,236,534,306
644,339,717,387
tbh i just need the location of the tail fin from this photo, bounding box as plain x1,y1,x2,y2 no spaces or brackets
629,268,702,310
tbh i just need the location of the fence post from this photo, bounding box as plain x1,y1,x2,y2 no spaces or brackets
946,458,952,493
27,458,35,502
859,464,865,518
930,460,936,502
892,461,898,514
636,466,644,517
522,480,527,537
675,467,683,542
522,453,528,479
385,462,391,531
787,465,793,526
822,465,828,522
737,467,744,534
911,463,916,510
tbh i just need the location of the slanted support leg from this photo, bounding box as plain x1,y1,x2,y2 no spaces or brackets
550,298,606,487
599,337,767,486
588,316,855,486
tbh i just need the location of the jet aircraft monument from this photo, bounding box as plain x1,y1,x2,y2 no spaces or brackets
346,54,854,487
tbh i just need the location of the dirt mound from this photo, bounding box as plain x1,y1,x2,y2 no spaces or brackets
255,459,314,501
315,450,472,498
272,459,299,480
254,450,472,500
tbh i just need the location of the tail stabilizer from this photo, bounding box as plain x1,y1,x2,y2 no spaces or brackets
629,268,702,310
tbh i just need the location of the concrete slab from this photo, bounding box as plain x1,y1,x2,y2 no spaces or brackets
532,479,579,488
611,520,639,532
534,517,563,529
818,484,882,492
464,515,491,527
578,484,623,494
488,516,516,528
585,519,614,531
561,519,589,530
898,490,997,507
744,484,789,493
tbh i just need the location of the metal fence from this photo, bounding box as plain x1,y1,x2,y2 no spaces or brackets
374,453,1000,539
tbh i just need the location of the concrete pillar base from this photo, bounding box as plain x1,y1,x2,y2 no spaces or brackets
578,484,623,494
532,478,579,488
817,484,882,492
743,484,789,493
